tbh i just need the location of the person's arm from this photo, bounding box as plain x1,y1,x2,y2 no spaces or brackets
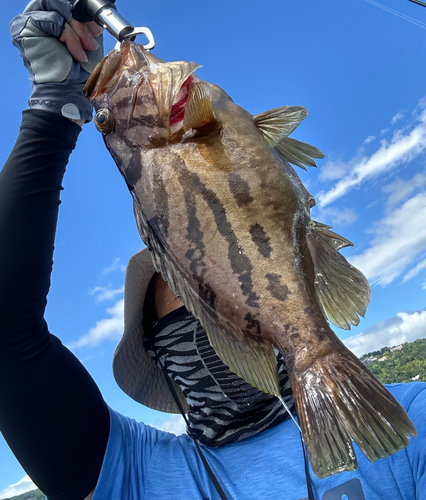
0,3,110,499
0,108,110,500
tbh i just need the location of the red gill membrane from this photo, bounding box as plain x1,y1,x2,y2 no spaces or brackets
170,76,194,127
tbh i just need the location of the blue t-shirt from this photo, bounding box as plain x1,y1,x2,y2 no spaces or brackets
92,383,426,500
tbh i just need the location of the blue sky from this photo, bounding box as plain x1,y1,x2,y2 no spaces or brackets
1,0,426,496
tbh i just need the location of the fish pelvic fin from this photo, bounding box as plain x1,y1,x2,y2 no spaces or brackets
133,201,281,398
313,220,354,251
253,106,325,169
289,350,417,478
307,223,371,330
183,82,217,131
205,323,281,397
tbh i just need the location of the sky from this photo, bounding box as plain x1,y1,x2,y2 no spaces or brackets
1,0,426,496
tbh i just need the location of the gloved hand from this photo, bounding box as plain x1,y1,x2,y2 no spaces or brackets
10,0,104,123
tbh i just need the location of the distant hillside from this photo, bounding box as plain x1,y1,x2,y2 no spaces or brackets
361,337,426,383
3,490,44,500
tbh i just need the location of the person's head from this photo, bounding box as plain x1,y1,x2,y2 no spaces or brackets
113,248,294,446
152,272,184,320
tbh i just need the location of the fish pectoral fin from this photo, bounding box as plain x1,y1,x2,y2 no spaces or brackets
306,227,371,330
313,220,354,250
183,82,217,131
254,106,309,147
274,137,325,170
205,322,281,397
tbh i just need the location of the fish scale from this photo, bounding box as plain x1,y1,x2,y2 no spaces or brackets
85,40,417,479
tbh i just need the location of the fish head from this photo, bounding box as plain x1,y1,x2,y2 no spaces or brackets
84,41,204,170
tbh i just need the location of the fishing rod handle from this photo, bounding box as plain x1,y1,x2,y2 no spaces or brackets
72,0,155,47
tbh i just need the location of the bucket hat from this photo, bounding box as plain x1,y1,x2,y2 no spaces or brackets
112,247,189,414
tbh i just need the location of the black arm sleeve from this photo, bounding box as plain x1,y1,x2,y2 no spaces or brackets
0,110,110,500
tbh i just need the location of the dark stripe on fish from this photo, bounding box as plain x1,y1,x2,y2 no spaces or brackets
249,223,273,258
228,172,254,207
180,169,260,308
283,323,300,340
243,312,262,338
123,150,143,187
132,114,159,127
183,182,216,307
152,169,170,237
265,273,290,302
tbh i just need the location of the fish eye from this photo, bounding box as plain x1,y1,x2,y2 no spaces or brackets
94,108,114,134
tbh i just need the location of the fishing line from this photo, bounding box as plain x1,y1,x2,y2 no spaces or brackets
278,396,303,434
365,0,426,29
277,397,315,499
277,397,315,498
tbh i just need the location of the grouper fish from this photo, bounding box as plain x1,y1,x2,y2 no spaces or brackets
85,41,416,478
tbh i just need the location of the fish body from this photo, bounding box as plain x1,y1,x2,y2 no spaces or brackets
85,42,416,478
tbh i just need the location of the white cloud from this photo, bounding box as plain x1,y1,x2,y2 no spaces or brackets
0,476,37,499
314,206,357,227
317,107,426,207
102,258,126,275
403,257,426,283
350,192,426,285
364,135,376,144
90,285,124,303
391,111,404,125
318,159,350,182
344,309,426,357
68,299,124,349
382,171,426,212
157,415,187,435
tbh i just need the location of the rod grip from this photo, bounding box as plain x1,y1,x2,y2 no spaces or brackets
72,0,117,23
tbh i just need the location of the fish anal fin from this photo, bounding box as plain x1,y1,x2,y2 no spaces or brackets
306,227,370,330
313,220,354,250
254,106,309,147
290,350,416,478
183,82,217,131
205,322,281,397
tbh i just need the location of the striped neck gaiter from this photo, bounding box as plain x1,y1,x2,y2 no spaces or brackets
144,306,295,448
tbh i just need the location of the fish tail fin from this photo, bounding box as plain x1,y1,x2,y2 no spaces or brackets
288,350,417,478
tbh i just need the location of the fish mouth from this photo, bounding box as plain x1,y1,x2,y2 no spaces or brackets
85,42,201,136
84,41,149,102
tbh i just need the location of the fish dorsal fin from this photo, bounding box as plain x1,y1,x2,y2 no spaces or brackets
307,223,371,330
183,82,217,131
313,221,354,251
275,137,325,170
254,106,309,146
254,106,324,169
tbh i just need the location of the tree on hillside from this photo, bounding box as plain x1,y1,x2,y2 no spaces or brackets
3,489,44,500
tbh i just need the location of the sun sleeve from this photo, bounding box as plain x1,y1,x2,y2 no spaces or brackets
0,109,110,500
